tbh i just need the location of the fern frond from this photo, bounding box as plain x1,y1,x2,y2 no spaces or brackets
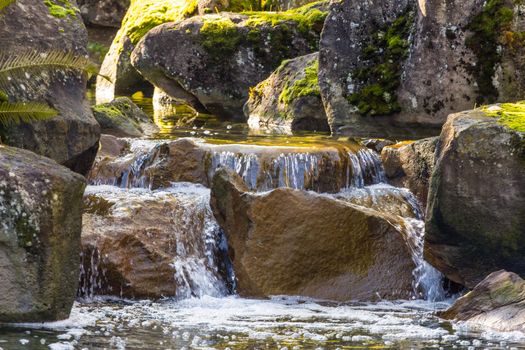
0,101,58,126
0,50,110,91
0,0,15,11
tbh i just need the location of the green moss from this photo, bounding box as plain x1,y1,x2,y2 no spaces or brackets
43,0,77,18
198,2,326,57
115,0,198,46
243,2,327,35
482,101,525,132
346,10,414,116
279,59,320,104
229,0,279,11
200,17,243,55
465,0,520,104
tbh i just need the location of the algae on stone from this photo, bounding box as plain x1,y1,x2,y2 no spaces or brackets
279,58,319,104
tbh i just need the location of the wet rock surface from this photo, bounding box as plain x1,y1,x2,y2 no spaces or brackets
319,0,525,137
0,145,86,322
244,53,328,133
0,0,100,175
210,168,416,301
381,137,438,206
80,184,229,299
131,4,327,120
439,270,525,332
425,109,525,288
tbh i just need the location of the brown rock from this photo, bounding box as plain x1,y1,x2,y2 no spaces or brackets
439,270,525,332
381,137,438,206
210,168,417,301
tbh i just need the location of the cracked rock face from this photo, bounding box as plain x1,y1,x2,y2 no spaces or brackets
0,0,100,175
0,145,86,322
319,0,525,138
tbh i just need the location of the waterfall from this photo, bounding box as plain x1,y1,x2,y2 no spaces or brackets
335,184,445,301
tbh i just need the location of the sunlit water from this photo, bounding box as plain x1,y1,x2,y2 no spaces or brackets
1,94,522,349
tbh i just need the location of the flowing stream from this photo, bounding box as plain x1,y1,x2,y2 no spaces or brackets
1,97,523,349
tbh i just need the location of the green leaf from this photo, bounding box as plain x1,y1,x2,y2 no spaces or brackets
0,101,58,126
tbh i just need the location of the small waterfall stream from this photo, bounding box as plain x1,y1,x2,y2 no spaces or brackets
84,137,444,302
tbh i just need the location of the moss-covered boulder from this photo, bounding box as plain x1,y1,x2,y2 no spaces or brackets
244,52,329,133
95,0,277,103
78,0,130,28
0,0,100,175
210,168,417,301
131,2,328,120
92,97,158,137
381,137,438,206
439,270,525,332
425,104,525,288
319,0,525,138
0,145,86,322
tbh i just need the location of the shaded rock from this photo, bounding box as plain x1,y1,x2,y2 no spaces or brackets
363,139,395,153
245,53,329,133
80,184,229,299
96,134,130,160
381,137,438,206
0,0,100,175
92,97,158,137
210,168,416,301
425,108,525,288
439,270,525,332
131,3,328,120
319,0,525,138
0,145,86,322
79,0,130,28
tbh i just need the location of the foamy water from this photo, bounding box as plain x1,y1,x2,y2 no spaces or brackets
3,296,525,349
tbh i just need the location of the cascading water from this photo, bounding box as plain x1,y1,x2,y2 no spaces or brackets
86,137,444,302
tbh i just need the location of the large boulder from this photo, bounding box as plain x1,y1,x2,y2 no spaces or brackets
0,145,86,322
80,184,229,299
425,105,525,288
381,137,438,206
92,97,158,137
131,3,328,120
439,270,525,332
319,0,525,138
244,52,329,133
78,0,130,28
210,168,417,301
0,0,100,175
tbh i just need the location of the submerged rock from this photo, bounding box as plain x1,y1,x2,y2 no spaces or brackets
210,168,417,301
0,145,86,322
80,184,229,299
381,137,438,206
439,270,525,332
131,3,327,120
92,97,158,137
319,0,525,137
0,0,100,175
78,0,130,28
425,106,525,288
245,52,329,133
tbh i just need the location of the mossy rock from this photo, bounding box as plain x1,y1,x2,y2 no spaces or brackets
92,97,156,137
131,2,328,120
245,52,329,133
